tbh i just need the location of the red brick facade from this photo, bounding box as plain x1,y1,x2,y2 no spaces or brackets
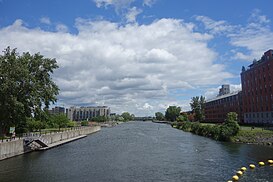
241,50,273,124
205,92,243,123
205,50,273,124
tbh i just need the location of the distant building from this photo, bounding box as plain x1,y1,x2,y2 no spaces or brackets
241,49,273,124
49,106,65,115
218,84,230,96
67,106,111,121
204,50,273,124
205,90,243,123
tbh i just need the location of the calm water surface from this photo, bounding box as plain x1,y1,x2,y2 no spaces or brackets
0,121,273,182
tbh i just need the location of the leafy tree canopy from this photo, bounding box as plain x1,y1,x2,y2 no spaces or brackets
50,114,70,130
92,116,108,122
190,96,205,122
165,106,181,122
121,112,133,121
0,47,59,133
155,112,165,121
176,113,188,122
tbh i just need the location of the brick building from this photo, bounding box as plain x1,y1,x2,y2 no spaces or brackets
241,50,273,124
205,89,243,123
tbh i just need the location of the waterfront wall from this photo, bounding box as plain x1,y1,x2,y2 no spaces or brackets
0,126,101,161
0,139,27,161
40,126,101,144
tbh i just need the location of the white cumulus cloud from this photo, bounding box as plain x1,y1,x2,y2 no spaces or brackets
40,17,51,25
0,18,232,116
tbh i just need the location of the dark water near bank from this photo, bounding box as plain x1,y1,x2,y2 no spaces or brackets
0,121,273,182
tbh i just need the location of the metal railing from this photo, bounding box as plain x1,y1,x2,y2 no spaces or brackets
0,126,88,143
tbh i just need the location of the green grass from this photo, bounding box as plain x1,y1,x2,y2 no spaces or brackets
231,128,273,143
240,126,264,131
200,123,216,126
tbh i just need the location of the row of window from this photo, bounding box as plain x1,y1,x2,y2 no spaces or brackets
244,104,273,112
245,112,273,118
206,96,240,106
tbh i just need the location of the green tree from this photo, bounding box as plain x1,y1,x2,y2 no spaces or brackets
155,112,165,121
81,121,89,126
190,96,205,122
176,113,188,122
26,117,46,132
67,121,77,127
0,47,59,134
92,116,108,122
121,112,133,121
223,112,240,134
131,114,135,121
165,106,181,122
50,114,70,131
117,116,125,122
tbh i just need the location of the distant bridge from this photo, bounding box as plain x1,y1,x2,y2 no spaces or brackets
133,117,155,121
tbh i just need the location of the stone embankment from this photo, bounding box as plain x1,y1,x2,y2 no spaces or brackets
0,126,100,161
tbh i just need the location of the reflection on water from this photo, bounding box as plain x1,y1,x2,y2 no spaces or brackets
0,121,272,182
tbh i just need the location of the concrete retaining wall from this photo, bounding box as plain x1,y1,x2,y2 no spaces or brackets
41,126,101,144
0,126,101,161
0,139,27,161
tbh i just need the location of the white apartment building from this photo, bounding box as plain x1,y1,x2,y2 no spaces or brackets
67,106,110,121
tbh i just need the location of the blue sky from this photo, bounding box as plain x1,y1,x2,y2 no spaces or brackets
0,0,273,116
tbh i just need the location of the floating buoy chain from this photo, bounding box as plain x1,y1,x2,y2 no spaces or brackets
227,159,273,181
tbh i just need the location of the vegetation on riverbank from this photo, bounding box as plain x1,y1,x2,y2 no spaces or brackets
231,128,273,145
172,114,273,145
172,112,240,142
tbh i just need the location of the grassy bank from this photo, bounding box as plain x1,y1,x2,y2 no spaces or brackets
172,121,273,145
231,127,273,145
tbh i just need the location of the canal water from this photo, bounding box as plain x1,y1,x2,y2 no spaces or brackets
0,121,273,182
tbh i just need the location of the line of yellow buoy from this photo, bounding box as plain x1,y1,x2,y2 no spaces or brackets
227,159,273,181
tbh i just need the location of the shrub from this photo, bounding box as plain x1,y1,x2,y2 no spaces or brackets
81,121,89,126
67,121,76,127
176,115,240,142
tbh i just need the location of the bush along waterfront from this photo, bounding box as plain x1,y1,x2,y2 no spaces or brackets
172,112,240,142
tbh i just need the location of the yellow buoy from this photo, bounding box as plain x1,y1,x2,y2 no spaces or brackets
227,181,233,182
249,164,255,169
259,161,265,166
236,171,243,176
240,167,247,172
268,160,273,164
232,175,239,181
